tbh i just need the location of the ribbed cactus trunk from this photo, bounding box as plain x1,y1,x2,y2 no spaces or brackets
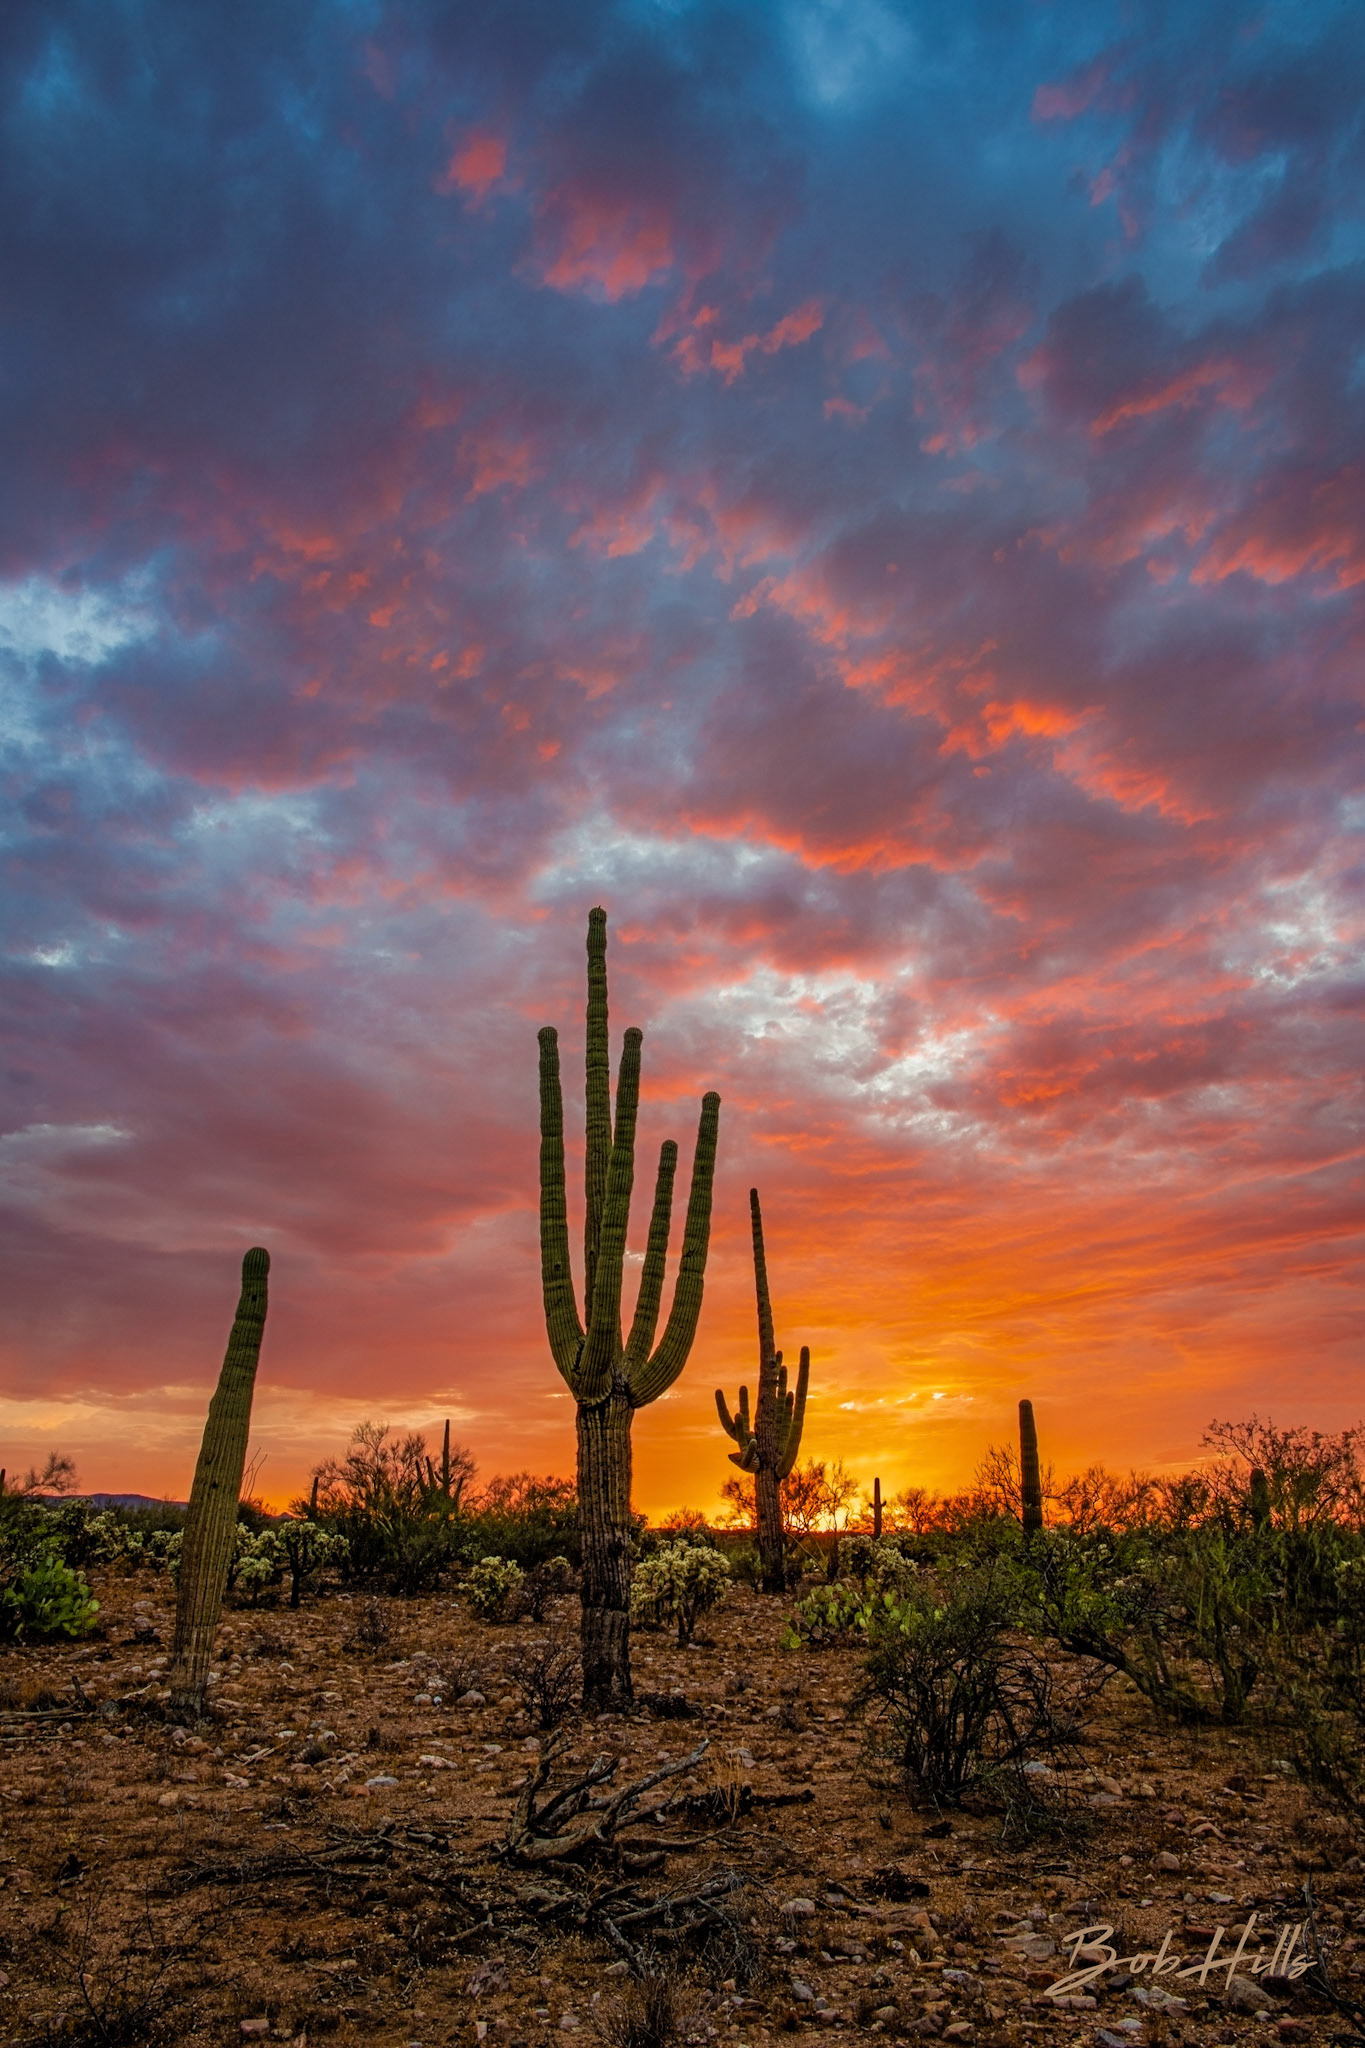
168,1248,270,1716
539,908,721,1711
577,1388,634,1704
873,1477,883,1539
1019,1398,1043,1536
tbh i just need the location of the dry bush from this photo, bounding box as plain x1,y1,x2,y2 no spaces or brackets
506,1627,580,1729
594,1967,702,2048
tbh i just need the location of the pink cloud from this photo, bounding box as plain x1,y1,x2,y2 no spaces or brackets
534,188,676,301
437,128,511,203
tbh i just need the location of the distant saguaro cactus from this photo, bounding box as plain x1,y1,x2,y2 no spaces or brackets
716,1189,809,1595
539,907,721,1708
167,1248,270,1715
1019,1398,1044,1536
873,1476,883,1539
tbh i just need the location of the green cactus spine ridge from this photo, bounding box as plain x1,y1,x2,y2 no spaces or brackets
168,1248,270,1716
537,907,721,1709
716,1189,809,1595
1019,1398,1044,1536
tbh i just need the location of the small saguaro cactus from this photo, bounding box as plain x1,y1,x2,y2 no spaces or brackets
1018,1398,1044,1536
167,1248,270,1715
716,1188,809,1595
873,1476,883,1539
539,906,721,1709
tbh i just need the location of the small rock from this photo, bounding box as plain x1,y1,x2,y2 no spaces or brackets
364,1775,399,1788
782,1898,818,1920
872,2007,899,2023
458,1690,486,1707
943,2025,974,2043
240,2023,270,2039
1089,1791,1122,1808
790,1981,816,2003
469,1962,511,1998
1127,1986,1187,2013
155,1790,180,1808
1225,1975,1275,2014
1094,1775,1125,1797
1154,1850,1181,1872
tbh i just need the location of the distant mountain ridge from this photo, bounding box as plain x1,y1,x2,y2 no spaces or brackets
75,1492,188,1510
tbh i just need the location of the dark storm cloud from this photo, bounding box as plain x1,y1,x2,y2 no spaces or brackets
1,0,1361,1503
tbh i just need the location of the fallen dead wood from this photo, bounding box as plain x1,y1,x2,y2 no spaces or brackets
504,1734,711,1863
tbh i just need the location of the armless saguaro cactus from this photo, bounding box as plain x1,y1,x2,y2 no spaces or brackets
539,907,721,1709
716,1189,809,1595
1019,1398,1044,1536
168,1248,270,1715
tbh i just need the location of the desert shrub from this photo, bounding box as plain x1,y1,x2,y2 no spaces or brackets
466,1554,525,1621
461,1472,582,1568
857,1572,1076,1808
1016,1524,1274,1725
515,1553,577,1620
631,1541,730,1645
507,1628,580,1728
595,1967,700,2048
312,1421,475,1592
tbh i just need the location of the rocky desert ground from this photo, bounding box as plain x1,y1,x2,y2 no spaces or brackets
1,1573,1361,2048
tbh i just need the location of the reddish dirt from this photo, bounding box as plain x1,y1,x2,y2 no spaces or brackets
0,1573,1360,2046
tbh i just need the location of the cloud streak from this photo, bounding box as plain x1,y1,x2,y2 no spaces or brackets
0,0,1362,1509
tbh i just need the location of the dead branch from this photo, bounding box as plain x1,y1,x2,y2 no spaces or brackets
504,1737,711,1863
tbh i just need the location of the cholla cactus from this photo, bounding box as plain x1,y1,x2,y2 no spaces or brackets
840,1533,917,1596
167,1248,270,1716
466,1554,525,1621
539,907,721,1706
275,1521,349,1607
630,1540,730,1645
716,1189,809,1595
235,1534,281,1605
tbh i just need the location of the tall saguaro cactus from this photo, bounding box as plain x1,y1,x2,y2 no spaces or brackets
716,1189,810,1595
168,1248,270,1715
1019,1398,1044,1536
539,907,721,1708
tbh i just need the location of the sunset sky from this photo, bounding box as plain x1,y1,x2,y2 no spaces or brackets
1,0,1362,1517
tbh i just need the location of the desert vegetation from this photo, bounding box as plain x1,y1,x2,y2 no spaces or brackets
2,908,1362,2045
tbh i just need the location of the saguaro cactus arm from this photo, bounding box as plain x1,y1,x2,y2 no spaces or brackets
578,1029,643,1404
776,1346,810,1480
627,1091,721,1406
623,1141,677,1372
538,1027,585,1385
583,905,612,1324
716,1385,759,1469
168,1248,270,1715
